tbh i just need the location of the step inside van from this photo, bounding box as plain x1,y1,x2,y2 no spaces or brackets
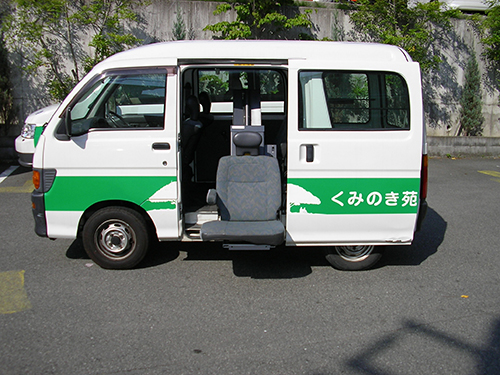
31,40,428,270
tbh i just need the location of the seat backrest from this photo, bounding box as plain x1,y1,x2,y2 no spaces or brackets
216,155,281,221
198,91,214,128
181,95,203,165
229,73,245,126
186,95,201,117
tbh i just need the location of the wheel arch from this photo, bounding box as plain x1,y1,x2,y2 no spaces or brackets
77,200,158,240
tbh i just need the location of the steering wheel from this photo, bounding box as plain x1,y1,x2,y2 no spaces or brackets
107,111,129,128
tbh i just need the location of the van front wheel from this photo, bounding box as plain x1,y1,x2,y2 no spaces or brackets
82,207,149,269
325,245,384,271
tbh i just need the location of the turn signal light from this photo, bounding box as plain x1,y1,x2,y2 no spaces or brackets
33,170,40,190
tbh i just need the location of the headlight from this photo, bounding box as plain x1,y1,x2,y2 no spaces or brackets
20,123,36,139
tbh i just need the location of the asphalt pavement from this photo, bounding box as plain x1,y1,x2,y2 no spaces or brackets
0,158,499,375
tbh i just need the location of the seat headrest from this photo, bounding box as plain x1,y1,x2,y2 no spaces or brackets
233,132,262,148
229,73,243,90
199,92,211,114
233,131,262,156
185,95,200,121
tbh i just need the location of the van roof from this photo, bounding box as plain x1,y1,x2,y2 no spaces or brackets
94,40,413,71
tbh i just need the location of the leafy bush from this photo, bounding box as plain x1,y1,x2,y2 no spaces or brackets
3,0,144,101
204,0,312,40
0,33,16,136
346,0,460,72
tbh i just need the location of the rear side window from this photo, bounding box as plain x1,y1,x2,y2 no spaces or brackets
299,71,410,130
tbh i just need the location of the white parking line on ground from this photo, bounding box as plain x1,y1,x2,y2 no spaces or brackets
0,166,18,184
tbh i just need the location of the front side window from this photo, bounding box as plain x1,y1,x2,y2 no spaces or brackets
299,70,410,130
70,72,166,133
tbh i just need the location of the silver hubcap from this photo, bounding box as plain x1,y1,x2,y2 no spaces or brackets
335,245,374,262
95,219,136,259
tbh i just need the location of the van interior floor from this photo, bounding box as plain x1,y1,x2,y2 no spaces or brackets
184,204,218,240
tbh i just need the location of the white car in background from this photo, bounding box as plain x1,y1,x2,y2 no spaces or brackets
409,0,490,12
15,103,60,167
445,0,489,11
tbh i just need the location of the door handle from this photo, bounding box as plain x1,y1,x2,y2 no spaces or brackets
306,144,314,162
152,142,170,150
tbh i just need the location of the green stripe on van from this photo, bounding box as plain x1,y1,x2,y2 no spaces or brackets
140,200,176,210
287,178,420,215
44,176,176,211
34,126,44,147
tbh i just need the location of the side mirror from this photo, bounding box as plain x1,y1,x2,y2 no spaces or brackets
65,108,90,137
64,108,72,137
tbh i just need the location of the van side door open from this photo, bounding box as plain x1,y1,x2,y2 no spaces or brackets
286,59,424,246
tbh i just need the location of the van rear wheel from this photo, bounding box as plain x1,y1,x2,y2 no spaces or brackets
325,245,384,271
82,207,149,269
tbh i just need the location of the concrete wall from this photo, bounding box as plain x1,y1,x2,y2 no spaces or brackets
8,0,500,138
422,18,500,137
427,136,500,156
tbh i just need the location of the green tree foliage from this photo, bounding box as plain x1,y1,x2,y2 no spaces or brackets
0,2,17,136
458,54,484,136
344,0,460,71
3,0,144,101
0,34,16,136
172,7,194,41
204,0,313,39
172,7,187,40
482,1,500,66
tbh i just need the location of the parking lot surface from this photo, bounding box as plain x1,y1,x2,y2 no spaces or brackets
0,158,499,374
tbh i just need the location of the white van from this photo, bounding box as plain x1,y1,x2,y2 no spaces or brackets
31,40,428,270
15,103,59,167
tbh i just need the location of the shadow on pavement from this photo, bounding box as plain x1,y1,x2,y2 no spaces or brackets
10,165,32,176
377,206,446,268
65,206,446,276
65,239,88,260
181,242,328,279
344,317,500,375
65,238,181,269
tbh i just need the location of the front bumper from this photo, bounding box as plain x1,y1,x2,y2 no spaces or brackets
17,152,33,168
32,191,47,237
15,136,34,167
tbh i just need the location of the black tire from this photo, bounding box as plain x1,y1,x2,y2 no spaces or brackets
82,207,149,269
325,245,385,271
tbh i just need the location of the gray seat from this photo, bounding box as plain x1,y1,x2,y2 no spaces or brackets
200,155,285,246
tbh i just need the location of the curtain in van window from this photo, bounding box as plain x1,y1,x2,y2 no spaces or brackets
299,71,410,130
299,71,331,129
